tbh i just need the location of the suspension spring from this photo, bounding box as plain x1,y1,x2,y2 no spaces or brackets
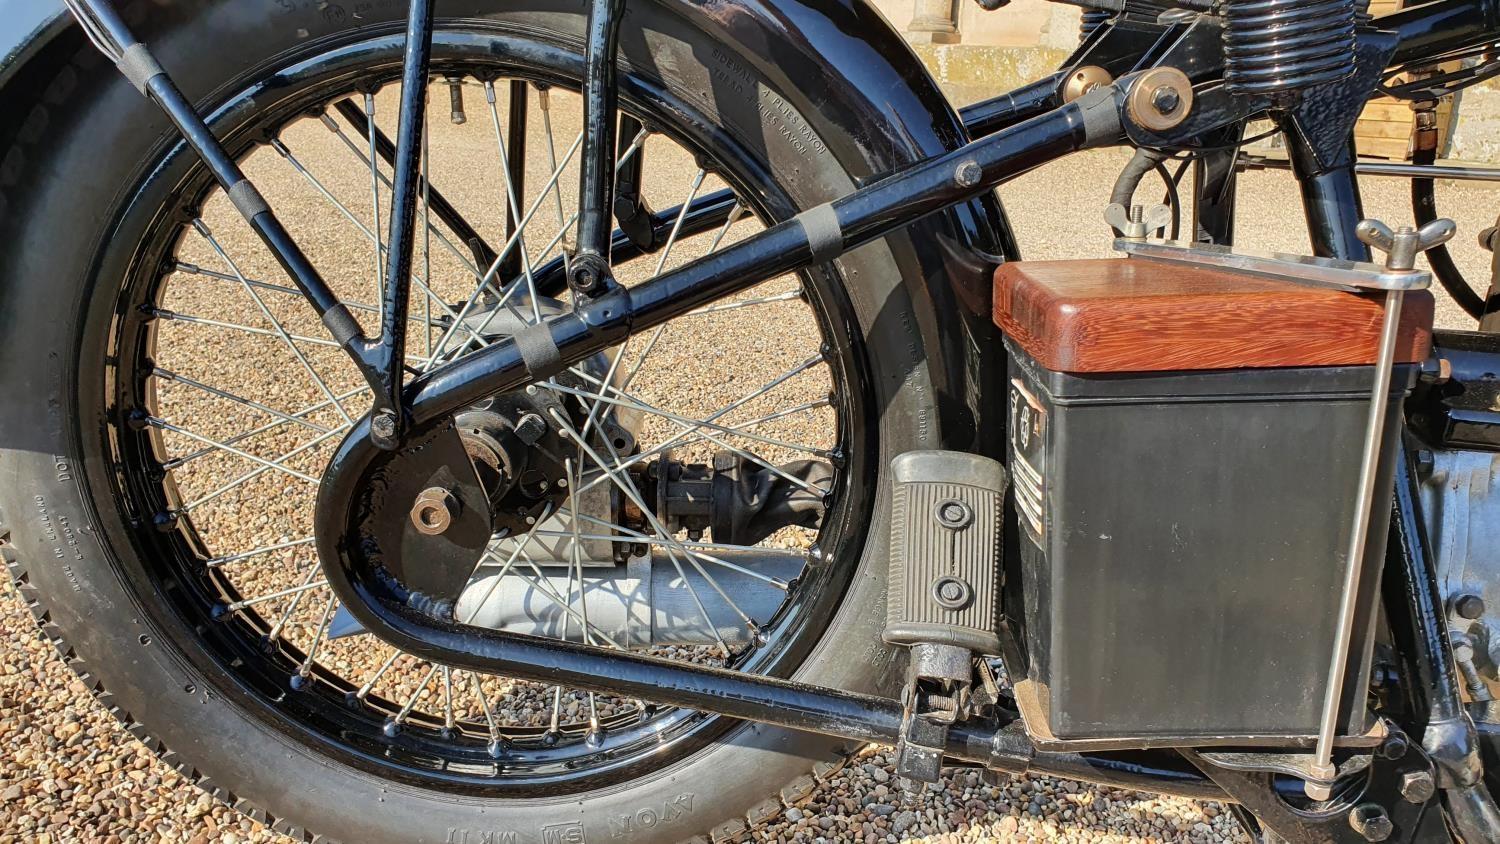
1080,8,1112,43
1222,0,1359,100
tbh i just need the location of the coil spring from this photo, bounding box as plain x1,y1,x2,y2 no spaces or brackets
1222,0,1358,99
1080,8,1113,43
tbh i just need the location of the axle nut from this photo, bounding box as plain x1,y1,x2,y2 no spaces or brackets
411,487,459,536
1150,85,1181,115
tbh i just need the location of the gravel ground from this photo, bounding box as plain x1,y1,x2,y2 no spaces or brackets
3,70,1497,844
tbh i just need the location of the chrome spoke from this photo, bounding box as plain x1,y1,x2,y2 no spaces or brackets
270,139,480,344
183,425,348,511
535,85,572,267
226,577,328,613
356,650,404,702
163,385,365,472
392,663,442,729
686,289,803,316
549,409,739,652
265,562,325,642
147,417,322,485
511,547,627,650
319,107,485,280
153,367,332,435
561,517,795,589
205,536,316,568
484,79,543,324
171,262,442,327
652,169,706,276
545,380,832,461
420,129,586,369
295,592,339,680
527,526,806,559
562,353,830,503
442,667,457,734
192,220,356,424
470,670,502,750
151,308,360,352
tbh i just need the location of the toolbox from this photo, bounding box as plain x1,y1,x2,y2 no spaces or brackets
994,256,1434,749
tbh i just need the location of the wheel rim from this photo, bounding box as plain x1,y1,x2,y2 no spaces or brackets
90,26,874,792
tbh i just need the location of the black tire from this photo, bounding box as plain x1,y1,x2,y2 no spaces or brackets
0,2,940,841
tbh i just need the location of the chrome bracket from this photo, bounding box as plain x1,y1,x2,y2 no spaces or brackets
1114,238,1433,292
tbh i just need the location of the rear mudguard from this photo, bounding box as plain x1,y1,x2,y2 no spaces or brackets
0,0,1018,456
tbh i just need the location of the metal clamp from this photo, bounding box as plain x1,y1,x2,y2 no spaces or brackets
1115,239,1434,292
1305,217,1456,801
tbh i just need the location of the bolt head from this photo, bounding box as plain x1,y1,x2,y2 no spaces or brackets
1150,85,1181,115
514,412,548,445
1377,730,1409,760
1454,593,1486,620
370,411,398,439
954,160,983,188
1399,769,1435,804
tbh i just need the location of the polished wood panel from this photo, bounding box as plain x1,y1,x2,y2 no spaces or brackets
994,258,1434,373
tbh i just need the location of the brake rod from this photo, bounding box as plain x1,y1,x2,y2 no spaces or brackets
403,85,1125,428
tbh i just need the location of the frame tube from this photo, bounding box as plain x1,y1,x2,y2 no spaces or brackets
573,0,628,286
406,89,1119,427
371,0,437,440
332,577,1228,800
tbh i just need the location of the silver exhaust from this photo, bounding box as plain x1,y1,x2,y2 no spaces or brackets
456,549,806,650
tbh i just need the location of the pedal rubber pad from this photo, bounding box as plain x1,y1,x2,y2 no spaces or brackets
883,451,1006,655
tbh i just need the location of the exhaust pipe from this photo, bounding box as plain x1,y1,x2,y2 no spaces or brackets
455,549,806,650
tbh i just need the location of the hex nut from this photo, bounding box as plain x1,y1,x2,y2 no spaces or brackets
953,160,983,188
1348,804,1393,842
1399,769,1435,804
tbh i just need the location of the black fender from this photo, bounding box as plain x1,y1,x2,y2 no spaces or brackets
0,0,1017,455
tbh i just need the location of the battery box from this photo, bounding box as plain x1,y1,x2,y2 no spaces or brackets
994,257,1433,750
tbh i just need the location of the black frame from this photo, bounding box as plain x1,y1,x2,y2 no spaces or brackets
57,0,1500,836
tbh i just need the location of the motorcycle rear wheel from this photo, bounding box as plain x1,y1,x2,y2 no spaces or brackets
0,2,947,841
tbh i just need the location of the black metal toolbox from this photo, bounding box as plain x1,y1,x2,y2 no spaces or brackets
993,257,1433,749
